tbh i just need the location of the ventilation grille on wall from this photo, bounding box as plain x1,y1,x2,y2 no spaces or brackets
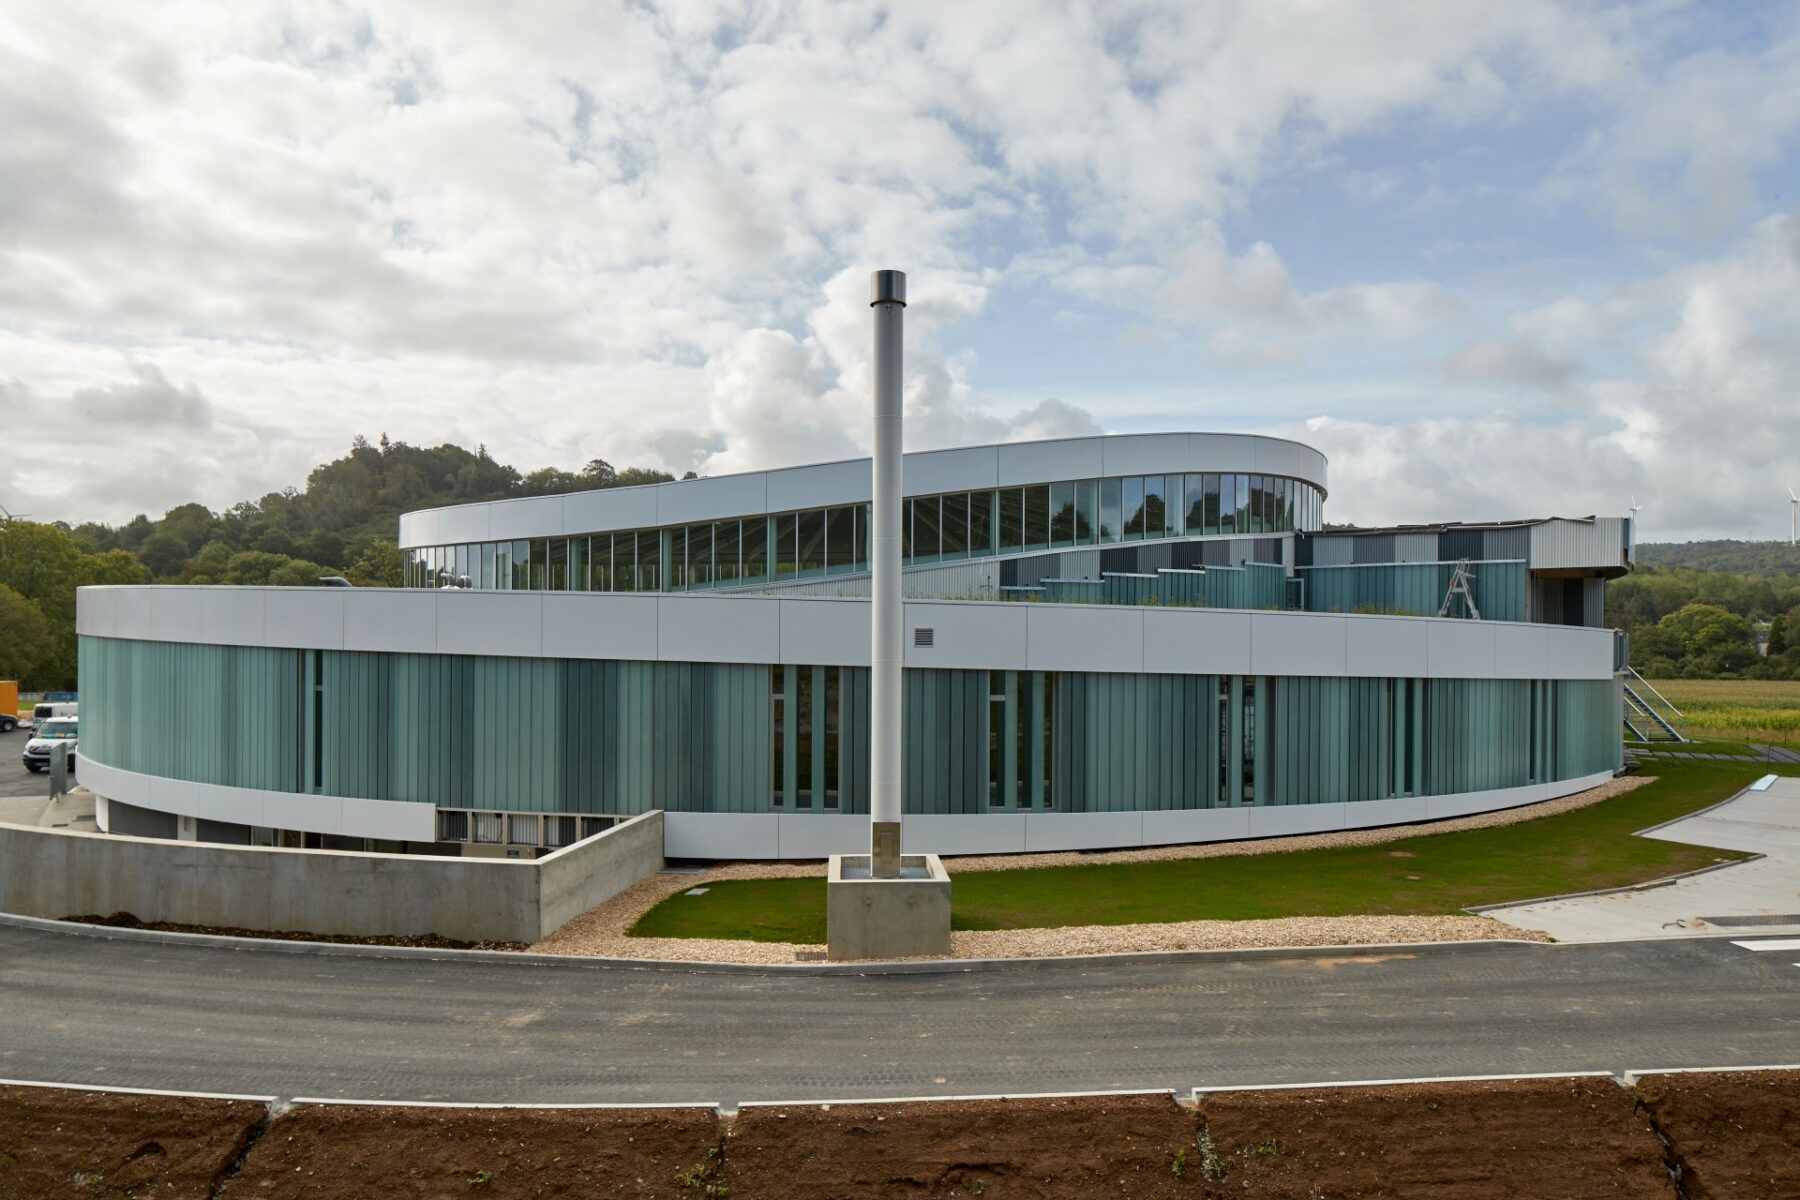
913,627,935,647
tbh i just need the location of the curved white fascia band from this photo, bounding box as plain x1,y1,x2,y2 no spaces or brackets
79,757,433,842
394,431,1329,549
76,587,1619,681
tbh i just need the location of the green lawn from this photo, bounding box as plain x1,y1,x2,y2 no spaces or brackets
630,757,1773,945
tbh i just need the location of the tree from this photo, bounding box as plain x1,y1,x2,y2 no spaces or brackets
1769,613,1790,658
0,585,52,681
345,540,403,588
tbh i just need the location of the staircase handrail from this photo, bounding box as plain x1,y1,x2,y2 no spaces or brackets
1623,666,1685,717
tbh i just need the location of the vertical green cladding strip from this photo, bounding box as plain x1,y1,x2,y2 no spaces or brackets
1298,561,1527,621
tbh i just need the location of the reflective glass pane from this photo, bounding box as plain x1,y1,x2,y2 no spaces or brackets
1024,484,1050,550
1050,482,1074,547
571,537,589,591
999,488,1023,552
967,491,993,556
688,524,712,587
1143,475,1165,539
798,509,824,575
1075,480,1096,545
775,513,798,576
1186,474,1206,533
1099,477,1121,541
1236,474,1251,534
714,520,739,585
1122,476,1145,540
481,542,496,589
512,540,530,589
1166,474,1184,536
743,518,768,581
1219,475,1236,535
636,529,661,591
854,504,869,568
826,506,854,573
914,495,941,561
941,492,968,559
591,535,610,591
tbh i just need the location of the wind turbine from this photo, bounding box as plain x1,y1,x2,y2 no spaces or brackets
1788,486,1797,546
0,502,28,524
1629,493,1643,533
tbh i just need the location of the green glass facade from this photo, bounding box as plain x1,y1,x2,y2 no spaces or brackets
81,635,1621,821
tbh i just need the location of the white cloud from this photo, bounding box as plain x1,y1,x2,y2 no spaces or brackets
0,0,1793,541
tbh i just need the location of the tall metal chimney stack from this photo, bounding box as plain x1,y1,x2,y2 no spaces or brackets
869,269,906,879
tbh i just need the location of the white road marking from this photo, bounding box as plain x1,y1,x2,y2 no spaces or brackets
1730,939,1800,951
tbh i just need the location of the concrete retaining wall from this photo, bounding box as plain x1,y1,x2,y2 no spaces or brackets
0,811,663,945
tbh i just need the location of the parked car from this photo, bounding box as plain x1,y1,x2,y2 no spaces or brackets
32,702,78,729
22,717,77,774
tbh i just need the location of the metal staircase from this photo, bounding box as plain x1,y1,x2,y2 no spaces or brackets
1621,667,1687,743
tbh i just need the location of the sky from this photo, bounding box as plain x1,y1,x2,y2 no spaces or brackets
3,0,1798,541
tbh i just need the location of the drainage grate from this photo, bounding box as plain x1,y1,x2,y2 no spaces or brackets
1700,914,1800,927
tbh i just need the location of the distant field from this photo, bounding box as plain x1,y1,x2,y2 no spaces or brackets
1647,679,1800,744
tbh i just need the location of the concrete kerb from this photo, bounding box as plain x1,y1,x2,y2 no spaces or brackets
1465,853,1768,914
0,908,1556,974
8,1069,1799,1117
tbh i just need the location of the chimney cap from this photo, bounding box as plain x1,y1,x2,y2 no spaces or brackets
869,269,906,306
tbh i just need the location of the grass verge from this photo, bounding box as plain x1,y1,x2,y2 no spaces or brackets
630,758,1772,945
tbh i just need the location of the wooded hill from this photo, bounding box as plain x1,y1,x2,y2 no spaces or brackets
0,436,678,689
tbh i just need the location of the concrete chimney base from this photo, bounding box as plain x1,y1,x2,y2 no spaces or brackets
826,853,952,961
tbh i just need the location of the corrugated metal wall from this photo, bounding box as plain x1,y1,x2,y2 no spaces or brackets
1299,561,1527,621
1528,517,1629,571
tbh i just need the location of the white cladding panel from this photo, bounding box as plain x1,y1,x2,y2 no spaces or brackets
905,444,1001,495
562,484,660,535
778,597,869,666
542,593,659,661
1099,433,1180,477
342,591,438,654
436,592,542,658
1343,616,1429,677
903,601,1028,671
1250,611,1348,676
766,458,870,512
1243,436,1330,492
657,595,780,663
1025,605,1146,673
487,495,567,542
652,472,769,528
995,436,1106,486
430,503,491,545
1142,608,1252,675
263,589,346,649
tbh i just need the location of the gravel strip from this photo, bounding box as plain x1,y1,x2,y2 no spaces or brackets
529,778,1652,961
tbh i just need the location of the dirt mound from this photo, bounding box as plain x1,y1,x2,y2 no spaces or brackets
0,1086,265,1199
726,1094,1198,1198
1197,1077,1670,1198
1636,1069,1800,1198
222,1103,723,1198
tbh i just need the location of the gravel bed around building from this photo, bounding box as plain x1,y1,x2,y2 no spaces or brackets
529,776,1644,961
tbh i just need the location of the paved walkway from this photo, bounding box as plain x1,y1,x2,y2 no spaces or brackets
1488,776,1800,942
0,922,1795,1104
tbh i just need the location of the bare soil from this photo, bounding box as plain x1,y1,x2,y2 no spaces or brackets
725,1094,1201,1198
1196,1078,1671,1198
1636,1069,1800,1198
63,911,527,951
221,1104,724,1198
0,1085,265,1200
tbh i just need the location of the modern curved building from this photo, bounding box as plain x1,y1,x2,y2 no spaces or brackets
76,432,1630,859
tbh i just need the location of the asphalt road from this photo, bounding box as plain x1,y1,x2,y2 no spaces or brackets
1,923,1795,1104
0,731,49,799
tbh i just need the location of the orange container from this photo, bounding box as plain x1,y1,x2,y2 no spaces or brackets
0,680,16,721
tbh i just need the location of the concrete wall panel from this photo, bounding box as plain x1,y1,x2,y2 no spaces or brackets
776,814,866,859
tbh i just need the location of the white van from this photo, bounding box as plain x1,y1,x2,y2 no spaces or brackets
32,702,78,728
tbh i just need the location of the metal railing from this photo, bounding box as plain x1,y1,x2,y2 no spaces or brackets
1621,666,1687,743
